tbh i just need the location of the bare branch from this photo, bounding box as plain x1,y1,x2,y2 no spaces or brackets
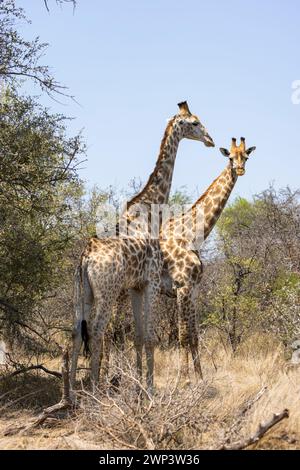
221,409,289,450
0,364,62,380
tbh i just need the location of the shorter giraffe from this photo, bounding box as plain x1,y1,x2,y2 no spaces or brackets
160,137,256,378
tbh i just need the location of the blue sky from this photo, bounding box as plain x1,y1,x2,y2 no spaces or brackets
17,0,300,202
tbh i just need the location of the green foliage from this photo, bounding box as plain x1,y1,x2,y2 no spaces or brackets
169,186,192,206
200,189,300,350
272,271,300,293
217,197,256,238
0,90,85,346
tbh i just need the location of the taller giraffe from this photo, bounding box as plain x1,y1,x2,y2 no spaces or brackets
70,102,214,391
160,137,256,377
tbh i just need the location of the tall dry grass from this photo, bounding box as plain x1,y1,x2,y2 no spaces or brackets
0,331,299,449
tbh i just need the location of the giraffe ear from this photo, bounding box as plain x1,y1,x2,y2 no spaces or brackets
219,148,230,157
246,146,256,156
177,101,191,115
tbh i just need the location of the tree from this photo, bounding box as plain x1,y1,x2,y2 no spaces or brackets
0,89,85,352
199,188,300,350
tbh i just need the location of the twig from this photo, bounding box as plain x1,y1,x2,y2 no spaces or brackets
240,386,268,417
106,393,155,450
222,386,268,445
0,364,62,380
221,409,289,450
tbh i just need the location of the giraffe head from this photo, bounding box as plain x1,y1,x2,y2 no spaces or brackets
219,137,256,176
175,101,215,147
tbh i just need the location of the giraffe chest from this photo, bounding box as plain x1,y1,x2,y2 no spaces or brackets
121,238,163,289
160,238,203,288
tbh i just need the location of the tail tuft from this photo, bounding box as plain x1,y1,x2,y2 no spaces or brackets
81,320,90,357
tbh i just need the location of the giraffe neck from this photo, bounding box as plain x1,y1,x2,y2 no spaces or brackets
127,117,182,209
194,162,238,239
162,163,237,244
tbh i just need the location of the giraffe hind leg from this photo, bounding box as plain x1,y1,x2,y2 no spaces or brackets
130,288,144,385
90,300,113,388
70,266,93,388
143,280,161,396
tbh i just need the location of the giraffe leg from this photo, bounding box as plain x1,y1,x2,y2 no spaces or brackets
180,347,189,379
70,323,82,388
145,341,154,395
178,286,203,381
70,267,93,389
178,326,190,380
189,333,203,380
101,333,111,380
90,302,112,388
90,335,103,388
130,288,144,382
177,288,190,380
188,286,203,380
144,279,161,396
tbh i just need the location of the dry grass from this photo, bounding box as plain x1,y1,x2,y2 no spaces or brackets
0,332,299,450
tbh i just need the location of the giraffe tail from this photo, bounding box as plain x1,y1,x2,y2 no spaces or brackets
81,320,90,358
74,264,90,357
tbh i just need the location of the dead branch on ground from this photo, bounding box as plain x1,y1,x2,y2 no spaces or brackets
221,409,289,450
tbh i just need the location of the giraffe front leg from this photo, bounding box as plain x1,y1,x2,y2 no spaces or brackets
178,321,190,380
190,332,203,380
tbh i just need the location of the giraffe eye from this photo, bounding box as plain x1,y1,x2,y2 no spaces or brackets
192,122,199,127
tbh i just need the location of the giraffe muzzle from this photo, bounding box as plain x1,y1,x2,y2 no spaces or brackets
204,135,215,147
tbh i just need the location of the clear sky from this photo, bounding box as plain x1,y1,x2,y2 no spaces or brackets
16,0,300,202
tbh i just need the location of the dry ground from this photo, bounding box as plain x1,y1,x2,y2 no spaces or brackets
0,333,299,450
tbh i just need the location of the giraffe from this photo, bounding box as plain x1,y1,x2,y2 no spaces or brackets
70,102,215,391
159,137,256,378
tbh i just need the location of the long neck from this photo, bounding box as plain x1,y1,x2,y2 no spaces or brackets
127,117,181,209
164,163,237,243
195,163,237,239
